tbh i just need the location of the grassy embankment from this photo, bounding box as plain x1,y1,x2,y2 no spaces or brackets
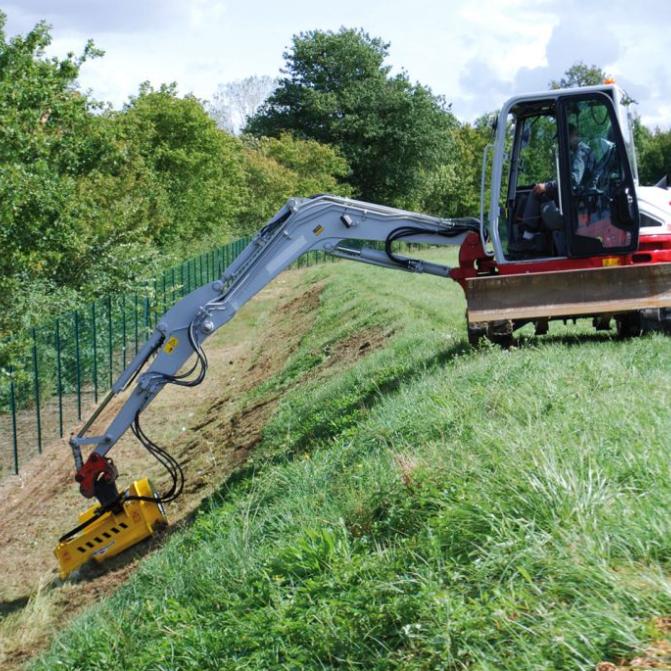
34,251,671,670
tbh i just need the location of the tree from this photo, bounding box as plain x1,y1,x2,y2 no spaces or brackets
635,121,671,185
407,114,495,218
209,75,278,134
246,28,457,207
118,82,247,252
0,12,113,333
549,62,607,89
238,133,351,232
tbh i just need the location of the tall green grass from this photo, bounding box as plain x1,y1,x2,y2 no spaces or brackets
34,254,671,670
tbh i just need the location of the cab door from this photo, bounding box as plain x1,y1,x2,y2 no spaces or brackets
557,92,639,257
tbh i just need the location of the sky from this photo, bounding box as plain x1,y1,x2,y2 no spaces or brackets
3,0,671,128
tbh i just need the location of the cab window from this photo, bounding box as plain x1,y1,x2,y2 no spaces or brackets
517,115,558,187
560,95,639,256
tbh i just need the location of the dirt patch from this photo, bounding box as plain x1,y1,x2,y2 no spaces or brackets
321,327,390,368
0,273,389,670
596,619,671,670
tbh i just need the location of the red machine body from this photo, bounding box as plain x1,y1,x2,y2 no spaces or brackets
450,230,671,288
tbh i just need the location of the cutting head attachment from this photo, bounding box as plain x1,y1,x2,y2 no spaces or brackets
54,478,167,579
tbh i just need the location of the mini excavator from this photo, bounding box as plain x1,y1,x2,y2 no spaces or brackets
55,83,671,577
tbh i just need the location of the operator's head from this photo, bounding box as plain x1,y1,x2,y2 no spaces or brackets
568,122,579,149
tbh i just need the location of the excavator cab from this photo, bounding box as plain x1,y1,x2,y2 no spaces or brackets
490,86,640,262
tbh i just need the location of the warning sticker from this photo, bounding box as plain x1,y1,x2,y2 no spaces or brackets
164,336,179,354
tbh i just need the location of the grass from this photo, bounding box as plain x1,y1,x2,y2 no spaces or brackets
32,251,671,670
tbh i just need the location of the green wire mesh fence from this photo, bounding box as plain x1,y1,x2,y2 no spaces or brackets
0,237,335,477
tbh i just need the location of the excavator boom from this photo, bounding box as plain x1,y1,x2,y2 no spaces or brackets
56,195,478,577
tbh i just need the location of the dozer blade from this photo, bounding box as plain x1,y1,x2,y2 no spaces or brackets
466,262,671,324
54,478,167,579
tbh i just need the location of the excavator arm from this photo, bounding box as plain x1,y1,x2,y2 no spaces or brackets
54,195,479,577
71,195,478,498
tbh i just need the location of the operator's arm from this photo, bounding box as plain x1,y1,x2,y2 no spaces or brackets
72,195,479,505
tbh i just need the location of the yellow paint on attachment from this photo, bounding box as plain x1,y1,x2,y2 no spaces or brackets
602,257,622,267
313,224,324,236
163,336,179,353
54,478,168,579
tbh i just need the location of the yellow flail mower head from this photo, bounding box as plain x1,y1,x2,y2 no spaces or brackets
54,478,167,579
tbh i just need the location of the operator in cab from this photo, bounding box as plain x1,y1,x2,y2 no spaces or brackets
510,122,595,254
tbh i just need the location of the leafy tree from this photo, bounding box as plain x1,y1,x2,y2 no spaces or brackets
549,62,607,89
0,12,114,333
635,122,671,185
246,28,457,207
238,132,351,232
117,83,247,252
550,61,637,107
407,115,494,218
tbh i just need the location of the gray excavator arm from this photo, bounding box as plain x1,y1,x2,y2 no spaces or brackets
71,195,479,503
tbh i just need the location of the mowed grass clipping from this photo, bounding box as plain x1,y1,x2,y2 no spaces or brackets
34,253,671,670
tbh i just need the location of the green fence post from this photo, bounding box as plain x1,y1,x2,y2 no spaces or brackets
144,296,150,338
134,294,139,356
122,294,127,371
31,328,42,454
74,311,83,418
172,268,176,304
162,274,167,313
91,304,98,404
107,295,113,389
56,319,64,437
9,370,18,475
153,279,159,325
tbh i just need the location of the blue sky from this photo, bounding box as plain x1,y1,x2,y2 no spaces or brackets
4,0,670,128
